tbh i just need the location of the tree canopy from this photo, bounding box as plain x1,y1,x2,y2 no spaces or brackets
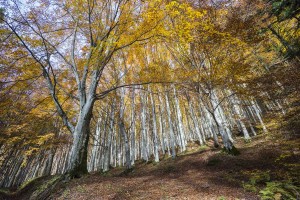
0,1,299,197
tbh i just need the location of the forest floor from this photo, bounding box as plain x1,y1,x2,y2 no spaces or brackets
50,131,300,200
1,125,299,200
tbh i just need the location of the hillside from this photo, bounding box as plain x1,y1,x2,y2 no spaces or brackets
51,134,299,200
1,128,299,200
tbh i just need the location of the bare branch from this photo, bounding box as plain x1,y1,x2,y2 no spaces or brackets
95,81,174,100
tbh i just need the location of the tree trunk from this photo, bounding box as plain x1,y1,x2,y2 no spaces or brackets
130,89,136,165
140,90,149,162
173,86,186,152
119,87,131,169
165,92,176,159
187,96,204,145
68,121,90,177
150,88,159,162
119,120,131,169
158,97,168,155
67,95,97,177
103,101,115,172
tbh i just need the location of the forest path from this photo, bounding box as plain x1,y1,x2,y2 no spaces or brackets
52,133,299,200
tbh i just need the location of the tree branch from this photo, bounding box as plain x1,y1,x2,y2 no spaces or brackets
95,81,174,100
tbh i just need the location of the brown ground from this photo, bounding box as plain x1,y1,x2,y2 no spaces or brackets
50,133,300,200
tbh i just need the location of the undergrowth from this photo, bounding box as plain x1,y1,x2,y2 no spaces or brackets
242,170,300,199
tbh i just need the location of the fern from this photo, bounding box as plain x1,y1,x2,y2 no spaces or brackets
259,181,300,200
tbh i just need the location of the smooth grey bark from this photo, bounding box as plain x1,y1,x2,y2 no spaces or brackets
186,94,204,145
253,100,268,133
130,89,136,165
165,92,176,159
248,121,257,136
89,116,102,172
173,86,186,151
230,96,251,140
117,134,122,167
103,101,115,172
196,99,207,144
149,88,159,162
140,90,149,162
184,104,193,141
238,119,251,140
119,87,131,169
158,97,168,155
210,91,233,150
68,102,93,176
45,149,55,175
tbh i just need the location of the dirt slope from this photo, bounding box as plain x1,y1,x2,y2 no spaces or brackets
1,132,298,200
51,133,299,200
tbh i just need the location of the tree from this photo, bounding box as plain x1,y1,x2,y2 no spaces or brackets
1,0,207,177
1,0,169,177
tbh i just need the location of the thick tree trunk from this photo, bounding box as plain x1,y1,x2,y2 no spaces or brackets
68,122,90,177
68,100,94,177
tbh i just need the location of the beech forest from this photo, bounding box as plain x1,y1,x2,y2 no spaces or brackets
0,0,299,199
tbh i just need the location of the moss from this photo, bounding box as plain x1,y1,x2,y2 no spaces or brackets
29,175,63,200
119,167,134,176
244,138,252,143
0,188,10,196
100,171,113,177
0,175,65,200
199,145,209,151
18,177,39,191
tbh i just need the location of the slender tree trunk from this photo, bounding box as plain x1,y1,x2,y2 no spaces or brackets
253,100,268,133
150,88,159,162
165,92,176,159
130,89,136,165
187,95,204,145
45,149,56,175
140,90,149,162
211,113,233,150
210,91,233,150
173,86,186,152
230,96,251,140
119,87,131,169
158,101,167,155
103,101,115,172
